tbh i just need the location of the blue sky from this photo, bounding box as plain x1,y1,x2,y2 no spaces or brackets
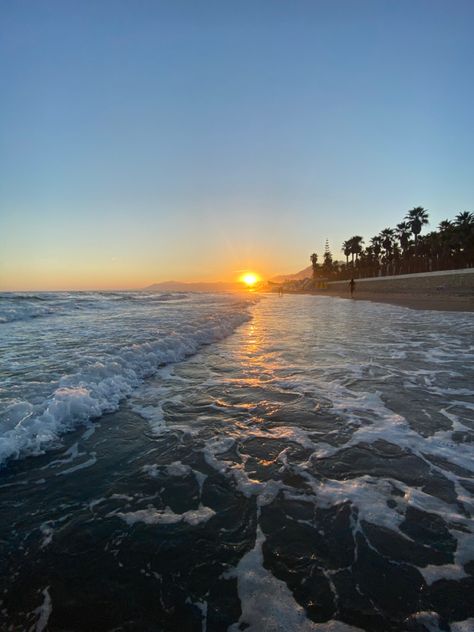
1,0,473,289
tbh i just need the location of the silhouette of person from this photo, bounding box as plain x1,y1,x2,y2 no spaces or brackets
349,278,355,298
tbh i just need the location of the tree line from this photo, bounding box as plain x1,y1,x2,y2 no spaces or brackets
310,207,474,281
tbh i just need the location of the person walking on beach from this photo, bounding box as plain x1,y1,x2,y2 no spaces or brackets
349,278,355,298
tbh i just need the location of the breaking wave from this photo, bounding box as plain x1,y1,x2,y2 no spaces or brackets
0,292,252,465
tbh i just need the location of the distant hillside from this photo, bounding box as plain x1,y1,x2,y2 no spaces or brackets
146,267,315,291
145,281,241,292
269,265,312,284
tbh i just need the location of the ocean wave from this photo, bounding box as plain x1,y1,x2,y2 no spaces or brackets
0,293,49,301
0,293,71,323
0,302,56,323
0,291,193,323
118,292,190,303
0,306,251,466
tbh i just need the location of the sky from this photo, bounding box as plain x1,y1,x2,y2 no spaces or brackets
1,0,474,290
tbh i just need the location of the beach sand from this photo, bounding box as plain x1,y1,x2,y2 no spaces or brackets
312,289,474,312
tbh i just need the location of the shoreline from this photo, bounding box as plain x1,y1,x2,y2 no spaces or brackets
284,289,474,312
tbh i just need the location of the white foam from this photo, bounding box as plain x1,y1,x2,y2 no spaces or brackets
194,470,207,495
0,295,251,466
56,453,97,476
298,473,406,532
115,504,215,527
405,611,445,632
418,563,468,585
81,425,96,440
39,523,54,549
274,366,474,479
166,461,192,477
131,403,166,433
143,461,193,479
0,296,55,323
246,424,317,450
142,464,160,478
186,598,208,632
203,436,237,475
225,524,363,632
45,442,80,468
32,586,52,632
451,619,474,632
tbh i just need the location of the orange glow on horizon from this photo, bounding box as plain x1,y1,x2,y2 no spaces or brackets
239,272,260,287
1,256,273,292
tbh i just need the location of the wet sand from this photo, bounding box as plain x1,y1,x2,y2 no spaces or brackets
314,289,474,312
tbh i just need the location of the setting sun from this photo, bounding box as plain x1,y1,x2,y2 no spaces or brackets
240,272,260,287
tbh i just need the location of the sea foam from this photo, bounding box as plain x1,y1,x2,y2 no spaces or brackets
0,292,252,466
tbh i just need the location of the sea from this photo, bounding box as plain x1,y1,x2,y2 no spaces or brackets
0,291,473,632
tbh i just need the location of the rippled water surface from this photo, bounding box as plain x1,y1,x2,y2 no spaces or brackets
1,293,474,631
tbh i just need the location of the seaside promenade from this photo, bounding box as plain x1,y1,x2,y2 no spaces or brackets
325,269,474,311
280,269,474,312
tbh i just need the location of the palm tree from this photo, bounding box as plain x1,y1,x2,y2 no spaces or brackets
438,219,453,232
395,221,411,253
329,208,474,280
310,253,318,280
370,236,382,276
395,222,411,273
421,232,441,272
454,211,474,231
392,242,402,274
379,228,395,275
454,212,474,268
363,245,377,277
350,236,364,268
437,220,455,269
342,240,351,267
405,206,429,247
405,206,429,271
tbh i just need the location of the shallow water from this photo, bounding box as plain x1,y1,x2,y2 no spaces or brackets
0,291,252,464
1,293,474,631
